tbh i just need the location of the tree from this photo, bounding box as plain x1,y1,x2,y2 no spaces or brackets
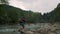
0,0,9,4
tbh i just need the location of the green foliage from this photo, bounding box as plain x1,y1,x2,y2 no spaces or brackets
0,4,23,24
42,3,60,23
0,0,9,4
0,3,60,25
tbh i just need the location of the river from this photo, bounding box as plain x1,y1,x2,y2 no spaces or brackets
0,23,60,34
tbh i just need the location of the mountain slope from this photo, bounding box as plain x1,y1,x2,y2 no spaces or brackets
0,4,24,24
45,3,60,22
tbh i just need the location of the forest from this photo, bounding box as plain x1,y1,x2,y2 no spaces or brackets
0,0,60,25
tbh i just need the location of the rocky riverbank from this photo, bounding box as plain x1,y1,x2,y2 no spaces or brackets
23,23,60,34
0,23,60,34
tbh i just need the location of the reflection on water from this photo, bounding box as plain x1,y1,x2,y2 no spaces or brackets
0,25,19,34
0,29,16,32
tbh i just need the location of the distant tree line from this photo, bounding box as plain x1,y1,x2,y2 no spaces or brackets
0,0,60,25
0,4,42,24
42,3,60,23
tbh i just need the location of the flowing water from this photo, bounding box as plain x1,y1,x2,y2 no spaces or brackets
0,25,19,34
0,23,60,34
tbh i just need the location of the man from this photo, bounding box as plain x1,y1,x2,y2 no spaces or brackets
19,17,26,28
19,17,26,34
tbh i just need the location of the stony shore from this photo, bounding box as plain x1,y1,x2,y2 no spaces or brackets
0,23,60,34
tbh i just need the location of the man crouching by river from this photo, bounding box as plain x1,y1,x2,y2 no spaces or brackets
18,17,26,34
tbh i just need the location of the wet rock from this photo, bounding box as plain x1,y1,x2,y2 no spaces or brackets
24,23,60,34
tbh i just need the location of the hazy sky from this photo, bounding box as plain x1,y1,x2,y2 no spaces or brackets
9,0,60,14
